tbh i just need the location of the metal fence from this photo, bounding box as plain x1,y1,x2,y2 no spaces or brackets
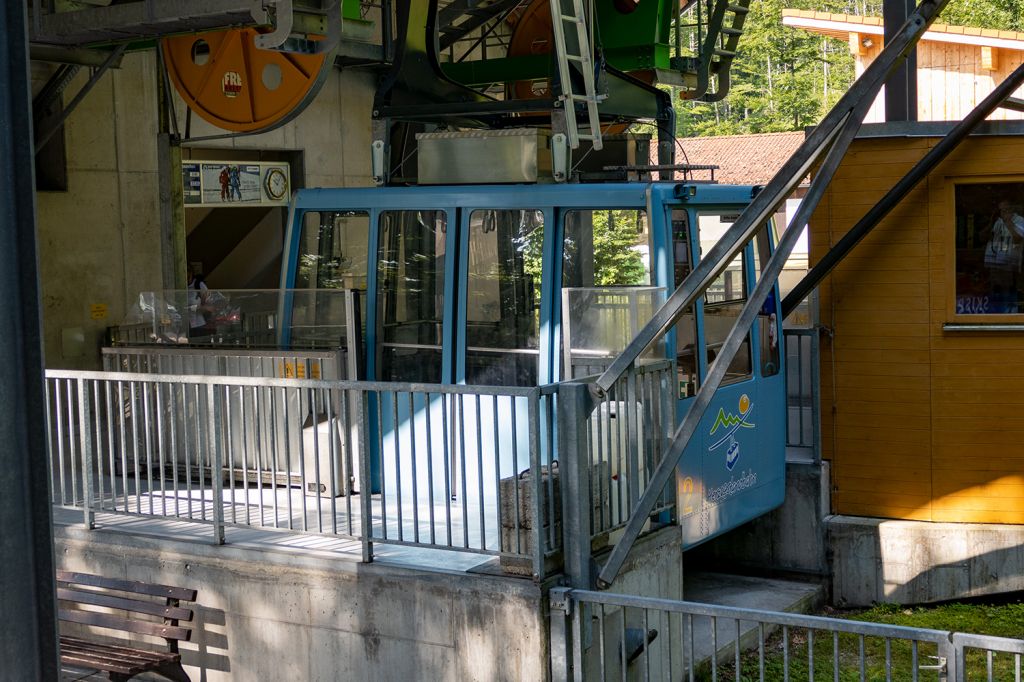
45,369,562,578
579,360,677,540
45,359,676,579
551,588,1024,681
783,327,820,456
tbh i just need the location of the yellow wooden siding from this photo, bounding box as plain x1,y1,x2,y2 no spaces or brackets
813,134,1024,524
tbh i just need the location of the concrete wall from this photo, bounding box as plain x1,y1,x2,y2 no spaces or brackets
829,515,1024,607
55,523,683,680
34,49,375,369
56,525,550,681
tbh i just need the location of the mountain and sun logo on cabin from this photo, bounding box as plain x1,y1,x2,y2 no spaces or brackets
708,394,755,471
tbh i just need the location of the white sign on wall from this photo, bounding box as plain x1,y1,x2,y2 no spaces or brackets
182,160,291,207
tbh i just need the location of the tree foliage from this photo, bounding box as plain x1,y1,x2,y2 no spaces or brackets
675,0,1023,137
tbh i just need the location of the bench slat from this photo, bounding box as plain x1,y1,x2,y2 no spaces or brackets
59,608,192,642
61,651,141,676
60,637,180,665
57,587,193,622
57,571,197,602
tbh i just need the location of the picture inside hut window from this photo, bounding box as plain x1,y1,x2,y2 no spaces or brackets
954,182,1024,315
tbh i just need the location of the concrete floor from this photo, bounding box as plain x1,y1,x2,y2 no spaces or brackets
684,571,826,669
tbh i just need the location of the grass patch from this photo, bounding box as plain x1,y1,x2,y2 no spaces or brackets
704,600,1024,681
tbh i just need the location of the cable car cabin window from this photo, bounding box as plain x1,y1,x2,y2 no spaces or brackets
293,211,369,349
296,211,370,289
698,213,752,384
954,181,1024,316
752,224,780,377
562,209,655,379
563,209,651,287
376,210,447,383
672,209,700,397
465,210,544,386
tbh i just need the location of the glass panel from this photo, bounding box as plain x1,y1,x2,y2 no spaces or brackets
376,210,447,382
563,209,650,286
698,212,752,384
672,209,700,397
562,287,665,379
290,211,369,349
955,182,1024,315
464,209,544,386
699,212,746,304
296,211,369,290
752,225,780,377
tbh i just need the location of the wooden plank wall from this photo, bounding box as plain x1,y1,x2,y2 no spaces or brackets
812,134,1024,524
858,43,1024,123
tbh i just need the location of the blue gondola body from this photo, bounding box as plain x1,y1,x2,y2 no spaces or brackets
280,182,786,549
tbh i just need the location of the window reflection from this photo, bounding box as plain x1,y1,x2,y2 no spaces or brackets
376,210,447,382
464,209,544,386
955,182,1024,315
698,213,752,384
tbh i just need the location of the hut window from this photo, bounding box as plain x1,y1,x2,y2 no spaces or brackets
954,181,1024,316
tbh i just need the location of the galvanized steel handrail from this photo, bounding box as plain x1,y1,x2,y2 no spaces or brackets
45,368,542,397
551,587,1024,681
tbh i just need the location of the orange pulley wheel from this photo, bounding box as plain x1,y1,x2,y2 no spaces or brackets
162,28,332,133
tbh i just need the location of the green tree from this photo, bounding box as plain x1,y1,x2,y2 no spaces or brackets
673,0,1021,137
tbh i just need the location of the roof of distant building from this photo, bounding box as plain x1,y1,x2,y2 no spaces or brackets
675,131,805,186
782,9,1024,50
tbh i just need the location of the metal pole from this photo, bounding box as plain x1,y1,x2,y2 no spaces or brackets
594,0,951,396
781,61,1024,318
884,0,917,122
0,0,59,676
558,382,594,589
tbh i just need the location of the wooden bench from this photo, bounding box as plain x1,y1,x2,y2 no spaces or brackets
57,571,196,682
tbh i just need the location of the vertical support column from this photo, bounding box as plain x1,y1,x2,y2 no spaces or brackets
557,382,593,589
0,1,60,677
157,46,186,289
883,0,917,121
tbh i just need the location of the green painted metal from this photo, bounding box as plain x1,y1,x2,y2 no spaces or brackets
441,0,676,87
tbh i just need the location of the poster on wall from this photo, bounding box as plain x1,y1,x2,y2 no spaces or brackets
181,161,291,207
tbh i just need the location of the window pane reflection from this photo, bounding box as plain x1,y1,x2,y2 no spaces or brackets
376,210,447,382
465,209,544,386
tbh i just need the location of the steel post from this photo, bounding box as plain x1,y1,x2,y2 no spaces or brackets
0,0,59,676
557,382,594,590
207,385,226,545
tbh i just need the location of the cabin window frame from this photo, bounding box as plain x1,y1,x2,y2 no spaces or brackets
947,174,1024,324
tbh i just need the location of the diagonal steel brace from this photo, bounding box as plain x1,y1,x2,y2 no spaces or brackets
594,0,953,588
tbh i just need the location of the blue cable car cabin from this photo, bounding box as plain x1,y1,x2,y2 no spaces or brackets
279,181,786,550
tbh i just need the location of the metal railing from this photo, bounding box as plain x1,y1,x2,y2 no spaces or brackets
580,360,677,539
550,588,1024,681
782,327,820,457
45,358,674,579
45,369,561,578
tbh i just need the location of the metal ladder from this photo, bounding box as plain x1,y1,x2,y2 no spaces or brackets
702,0,751,101
549,0,603,150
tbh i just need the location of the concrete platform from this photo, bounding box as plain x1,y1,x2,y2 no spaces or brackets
684,571,825,667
